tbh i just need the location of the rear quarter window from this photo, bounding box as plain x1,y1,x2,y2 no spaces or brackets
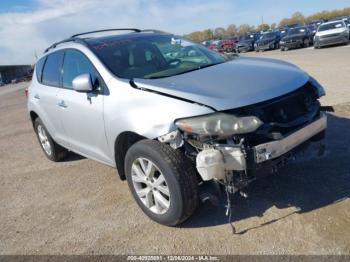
35,56,46,83
42,51,64,87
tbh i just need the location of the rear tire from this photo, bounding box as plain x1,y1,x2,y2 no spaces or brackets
34,118,68,161
125,140,198,226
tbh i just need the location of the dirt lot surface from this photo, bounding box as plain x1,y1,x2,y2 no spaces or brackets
1,45,350,255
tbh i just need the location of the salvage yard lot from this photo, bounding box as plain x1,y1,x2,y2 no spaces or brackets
0,45,350,255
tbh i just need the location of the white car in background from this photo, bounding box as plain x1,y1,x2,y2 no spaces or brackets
314,20,350,48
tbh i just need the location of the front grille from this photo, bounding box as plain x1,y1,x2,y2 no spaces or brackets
225,82,320,140
321,33,341,38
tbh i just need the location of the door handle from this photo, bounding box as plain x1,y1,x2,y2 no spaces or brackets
58,100,68,108
34,94,40,99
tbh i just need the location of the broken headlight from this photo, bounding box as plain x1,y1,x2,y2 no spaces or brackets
175,113,263,136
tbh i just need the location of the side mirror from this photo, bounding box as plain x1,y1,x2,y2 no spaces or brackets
72,74,93,92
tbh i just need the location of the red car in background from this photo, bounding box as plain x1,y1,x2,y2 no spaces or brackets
220,36,240,52
207,36,240,53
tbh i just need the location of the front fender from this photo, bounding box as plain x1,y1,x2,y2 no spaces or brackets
103,78,214,161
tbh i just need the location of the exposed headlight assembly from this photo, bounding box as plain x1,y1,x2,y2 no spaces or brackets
175,113,263,136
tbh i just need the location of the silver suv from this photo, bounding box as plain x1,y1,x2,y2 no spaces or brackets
28,29,327,226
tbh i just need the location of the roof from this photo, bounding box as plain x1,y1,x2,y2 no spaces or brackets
44,29,170,53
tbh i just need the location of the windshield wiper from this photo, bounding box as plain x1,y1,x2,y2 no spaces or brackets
144,62,225,79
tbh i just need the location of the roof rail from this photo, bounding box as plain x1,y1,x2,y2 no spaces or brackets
71,28,141,38
44,37,88,53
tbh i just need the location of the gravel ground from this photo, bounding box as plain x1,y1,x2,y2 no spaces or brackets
0,45,349,255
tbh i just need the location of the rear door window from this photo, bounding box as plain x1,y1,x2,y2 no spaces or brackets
42,51,64,87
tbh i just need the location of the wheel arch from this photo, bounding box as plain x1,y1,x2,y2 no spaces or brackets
29,111,39,128
114,131,146,180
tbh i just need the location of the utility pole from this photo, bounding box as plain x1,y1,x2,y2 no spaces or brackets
261,16,264,25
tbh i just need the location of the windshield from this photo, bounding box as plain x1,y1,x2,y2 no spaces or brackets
90,34,228,79
260,32,276,39
318,21,345,31
288,27,307,35
240,35,254,41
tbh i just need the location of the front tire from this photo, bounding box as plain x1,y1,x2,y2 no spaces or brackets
34,118,68,161
125,140,198,226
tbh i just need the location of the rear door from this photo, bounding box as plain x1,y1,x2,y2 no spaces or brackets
57,49,110,163
34,51,68,146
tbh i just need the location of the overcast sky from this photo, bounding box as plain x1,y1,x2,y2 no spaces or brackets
0,0,349,65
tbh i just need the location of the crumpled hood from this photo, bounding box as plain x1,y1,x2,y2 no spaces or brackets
133,56,310,111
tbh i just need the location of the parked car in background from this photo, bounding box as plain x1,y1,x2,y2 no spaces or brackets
328,16,350,31
329,16,350,24
284,23,303,30
220,36,240,52
235,33,260,53
208,40,222,52
314,20,350,48
28,29,327,226
307,24,318,38
255,31,281,51
307,19,326,37
280,26,313,51
278,27,289,38
201,40,212,47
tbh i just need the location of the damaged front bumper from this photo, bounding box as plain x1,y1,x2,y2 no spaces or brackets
196,112,327,181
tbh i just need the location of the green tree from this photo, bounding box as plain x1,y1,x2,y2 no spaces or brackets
257,23,270,31
202,29,214,40
279,11,305,27
290,11,306,24
226,24,238,36
184,31,204,42
213,27,226,39
238,24,255,34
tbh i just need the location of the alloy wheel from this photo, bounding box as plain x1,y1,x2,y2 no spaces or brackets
37,125,52,156
131,158,170,214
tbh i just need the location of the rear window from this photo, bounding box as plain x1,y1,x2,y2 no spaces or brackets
42,51,63,87
35,56,46,83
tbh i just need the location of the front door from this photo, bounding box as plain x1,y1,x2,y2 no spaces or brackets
57,49,110,163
